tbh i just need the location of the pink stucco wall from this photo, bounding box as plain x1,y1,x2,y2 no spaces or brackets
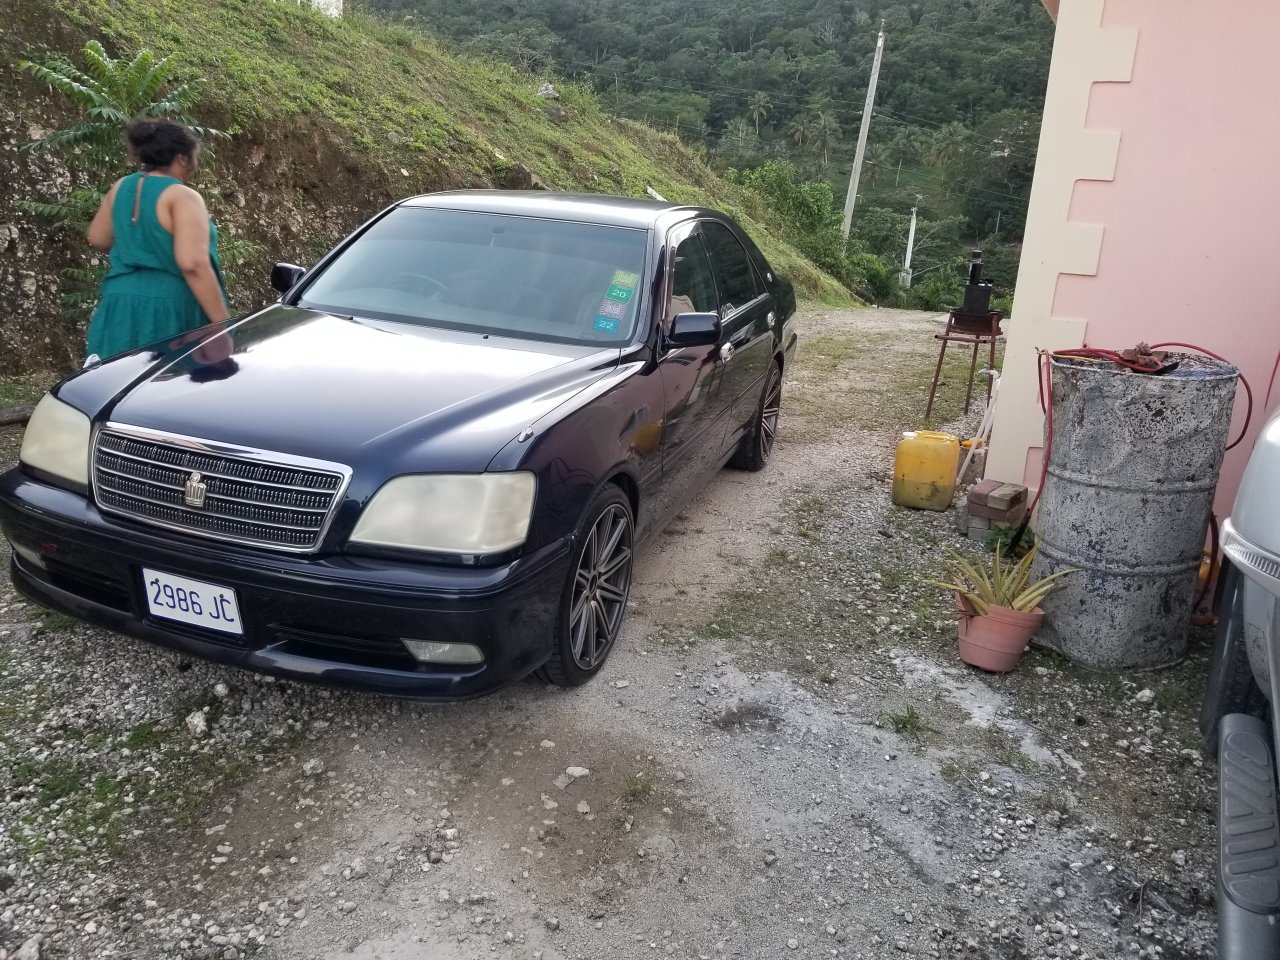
1053,0,1280,517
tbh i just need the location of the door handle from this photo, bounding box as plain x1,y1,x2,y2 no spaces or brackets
766,311,776,329
719,342,736,363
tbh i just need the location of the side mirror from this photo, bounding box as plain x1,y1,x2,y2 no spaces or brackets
271,262,306,295
668,312,721,348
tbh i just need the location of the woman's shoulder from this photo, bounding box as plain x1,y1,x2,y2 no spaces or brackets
156,180,207,209
104,174,133,198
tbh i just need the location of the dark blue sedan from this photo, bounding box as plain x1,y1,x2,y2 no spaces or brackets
0,192,797,698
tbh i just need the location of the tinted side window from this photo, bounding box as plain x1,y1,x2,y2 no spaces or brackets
701,221,760,313
668,234,718,323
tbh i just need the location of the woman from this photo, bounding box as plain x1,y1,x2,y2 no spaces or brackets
85,118,231,361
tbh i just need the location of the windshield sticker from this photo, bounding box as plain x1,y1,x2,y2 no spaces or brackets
606,270,639,303
590,271,638,336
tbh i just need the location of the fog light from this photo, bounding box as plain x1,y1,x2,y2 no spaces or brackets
400,640,485,665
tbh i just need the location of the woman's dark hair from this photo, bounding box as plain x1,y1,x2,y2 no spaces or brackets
126,118,199,169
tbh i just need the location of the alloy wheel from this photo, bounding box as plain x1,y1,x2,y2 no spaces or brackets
569,503,633,669
759,370,782,462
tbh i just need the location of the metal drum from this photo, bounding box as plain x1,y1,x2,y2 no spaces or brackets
1032,354,1238,670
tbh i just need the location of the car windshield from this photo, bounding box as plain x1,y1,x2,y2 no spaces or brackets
297,206,649,346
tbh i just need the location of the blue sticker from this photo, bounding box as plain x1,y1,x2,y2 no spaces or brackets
593,315,620,333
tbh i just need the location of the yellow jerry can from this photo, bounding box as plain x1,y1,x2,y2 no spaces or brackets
891,430,960,511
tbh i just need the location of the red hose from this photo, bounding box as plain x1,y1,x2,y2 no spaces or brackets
1267,349,1280,411
1147,342,1253,450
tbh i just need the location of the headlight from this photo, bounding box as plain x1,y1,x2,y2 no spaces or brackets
19,393,92,489
350,473,536,554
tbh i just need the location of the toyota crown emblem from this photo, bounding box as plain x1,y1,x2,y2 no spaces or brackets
183,472,208,508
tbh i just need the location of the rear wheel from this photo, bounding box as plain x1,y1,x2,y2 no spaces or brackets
537,486,634,687
729,362,782,471
1201,561,1268,756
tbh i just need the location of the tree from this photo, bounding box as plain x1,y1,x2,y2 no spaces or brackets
717,117,758,165
861,143,893,185
748,91,772,136
19,40,225,229
17,40,226,346
787,114,812,147
811,111,841,168
924,121,972,171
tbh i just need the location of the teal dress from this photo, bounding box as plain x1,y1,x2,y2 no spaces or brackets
86,173,228,361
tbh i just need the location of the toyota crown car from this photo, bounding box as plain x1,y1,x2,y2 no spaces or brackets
0,191,797,699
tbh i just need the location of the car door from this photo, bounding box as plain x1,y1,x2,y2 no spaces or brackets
700,219,775,450
654,222,735,510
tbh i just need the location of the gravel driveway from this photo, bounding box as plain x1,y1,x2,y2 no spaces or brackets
1,307,1219,960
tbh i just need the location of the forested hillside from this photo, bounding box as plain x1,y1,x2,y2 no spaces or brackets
360,0,1053,307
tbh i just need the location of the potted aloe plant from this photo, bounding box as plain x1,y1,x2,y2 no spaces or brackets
933,542,1076,672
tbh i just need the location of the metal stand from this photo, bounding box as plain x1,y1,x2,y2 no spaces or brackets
925,310,1003,421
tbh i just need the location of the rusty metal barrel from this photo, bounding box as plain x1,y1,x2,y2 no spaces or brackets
1032,353,1238,669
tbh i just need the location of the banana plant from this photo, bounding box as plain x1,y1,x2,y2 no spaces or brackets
931,541,1075,615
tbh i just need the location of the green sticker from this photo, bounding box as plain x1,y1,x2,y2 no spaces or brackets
605,283,633,303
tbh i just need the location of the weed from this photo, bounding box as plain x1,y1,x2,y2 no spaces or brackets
818,670,836,684
888,704,938,739
36,609,80,634
623,773,653,801
123,722,167,751
702,622,734,640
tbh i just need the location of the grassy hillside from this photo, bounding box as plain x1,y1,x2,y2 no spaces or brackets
1,0,851,372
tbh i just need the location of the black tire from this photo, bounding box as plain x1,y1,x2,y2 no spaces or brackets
537,485,635,687
1200,561,1268,756
729,361,782,471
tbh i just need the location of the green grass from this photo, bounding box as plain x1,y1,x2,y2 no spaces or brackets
888,704,939,740
123,722,167,751
0,373,54,408
36,608,79,634
39,0,853,307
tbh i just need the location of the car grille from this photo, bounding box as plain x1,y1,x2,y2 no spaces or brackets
93,428,347,552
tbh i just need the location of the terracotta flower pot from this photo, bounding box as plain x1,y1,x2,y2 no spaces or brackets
955,599,1042,673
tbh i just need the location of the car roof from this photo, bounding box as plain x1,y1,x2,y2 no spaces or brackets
399,190,712,229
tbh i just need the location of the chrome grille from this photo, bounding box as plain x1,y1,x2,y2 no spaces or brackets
93,428,348,552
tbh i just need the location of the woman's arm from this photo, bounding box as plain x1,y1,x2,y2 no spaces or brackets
86,179,121,251
170,187,231,324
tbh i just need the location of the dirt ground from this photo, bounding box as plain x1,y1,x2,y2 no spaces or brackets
0,307,1220,960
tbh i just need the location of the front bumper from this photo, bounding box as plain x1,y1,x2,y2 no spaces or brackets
0,469,570,699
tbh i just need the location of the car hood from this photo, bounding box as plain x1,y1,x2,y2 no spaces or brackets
78,305,617,474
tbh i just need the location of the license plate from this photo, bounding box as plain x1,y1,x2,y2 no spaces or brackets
142,568,243,636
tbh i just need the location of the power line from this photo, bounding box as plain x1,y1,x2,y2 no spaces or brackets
553,55,877,114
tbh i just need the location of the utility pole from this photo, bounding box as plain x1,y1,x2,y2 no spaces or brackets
841,21,886,248
899,205,918,288
992,209,1001,237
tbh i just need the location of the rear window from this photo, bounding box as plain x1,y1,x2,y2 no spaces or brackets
298,207,649,346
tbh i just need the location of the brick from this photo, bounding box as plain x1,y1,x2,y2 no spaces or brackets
967,479,1002,507
967,515,991,531
968,501,1020,521
987,483,1028,511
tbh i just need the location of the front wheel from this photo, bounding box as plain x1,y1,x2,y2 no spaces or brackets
729,362,782,471
537,486,635,687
